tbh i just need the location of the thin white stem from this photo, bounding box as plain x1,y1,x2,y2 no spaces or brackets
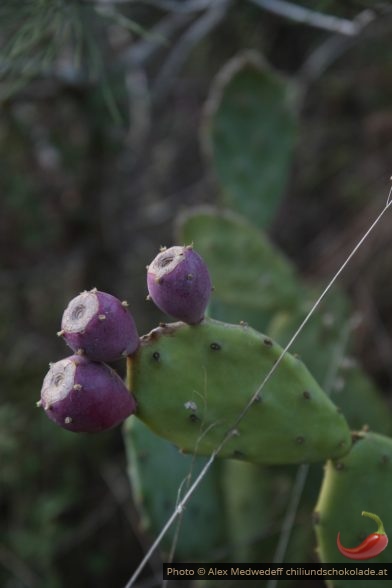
386,178,392,206
267,319,353,588
124,194,392,588
124,452,217,588
125,420,222,588
249,0,367,36
234,199,392,424
161,472,192,588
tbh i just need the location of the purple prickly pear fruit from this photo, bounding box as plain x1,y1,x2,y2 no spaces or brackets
147,245,212,325
38,355,136,432
59,289,139,362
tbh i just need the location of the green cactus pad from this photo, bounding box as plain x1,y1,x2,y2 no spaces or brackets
332,362,391,436
269,302,391,435
202,51,298,228
207,299,272,333
176,206,305,313
268,292,351,386
222,460,271,561
131,317,351,465
223,461,319,566
123,417,226,558
314,432,392,587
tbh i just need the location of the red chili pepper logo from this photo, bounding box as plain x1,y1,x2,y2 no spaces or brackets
337,511,388,560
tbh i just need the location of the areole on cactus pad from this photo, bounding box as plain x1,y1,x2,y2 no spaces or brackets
128,317,351,465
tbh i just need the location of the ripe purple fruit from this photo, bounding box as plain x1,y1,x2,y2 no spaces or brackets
147,245,212,324
39,355,136,433
59,289,139,362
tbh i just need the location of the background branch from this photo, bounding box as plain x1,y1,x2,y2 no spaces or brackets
152,0,232,101
249,0,373,35
120,11,194,67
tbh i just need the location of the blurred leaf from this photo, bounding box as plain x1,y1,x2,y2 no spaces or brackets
176,206,306,313
269,290,352,384
269,300,392,435
202,50,299,228
222,460,271,561
207,298,272,333
123,417,227,559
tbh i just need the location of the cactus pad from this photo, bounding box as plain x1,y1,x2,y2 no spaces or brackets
314,431,392,586
176,206,305,313
207,298,272,333
202,51,298,227
130,317,351,464
269,303,391,435
222,460,271,561
123,417,226,558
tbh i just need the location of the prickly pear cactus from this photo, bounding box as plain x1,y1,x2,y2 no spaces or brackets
268,292,351,385
202,50,298,228
40,354,136,432
331,361,391,436
123,418,226,558
176,206,305,315
147,245,212,325
59,289,139,361
269,303,391,435
314,431,392,587
207,298,272,335
130,317,351,464
222,460,271,561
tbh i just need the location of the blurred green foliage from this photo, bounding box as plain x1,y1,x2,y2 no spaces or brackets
177,206,305,317
1,1,392,587
124,418,227,559
202,51,298,228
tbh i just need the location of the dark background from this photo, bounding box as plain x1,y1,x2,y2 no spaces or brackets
1,1,392,587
